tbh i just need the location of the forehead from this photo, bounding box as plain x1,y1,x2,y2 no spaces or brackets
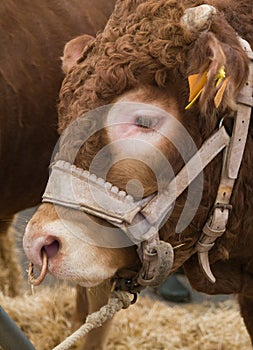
113,86,180,108
106,86,181,122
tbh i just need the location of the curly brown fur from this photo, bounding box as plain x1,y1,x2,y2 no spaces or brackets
58,0,249,131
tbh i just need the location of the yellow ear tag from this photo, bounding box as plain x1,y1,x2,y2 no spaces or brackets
214,66,229,108
215,65,226,88
185,71,208,110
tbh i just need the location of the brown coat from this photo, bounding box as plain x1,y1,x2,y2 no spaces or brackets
0,0,115,218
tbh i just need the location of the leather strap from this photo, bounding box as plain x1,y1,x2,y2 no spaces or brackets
197,39,253,283
42,160,153,226
140,126,230,226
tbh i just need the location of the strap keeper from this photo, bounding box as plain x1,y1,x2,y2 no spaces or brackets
202,222,225,238
196,241,214,253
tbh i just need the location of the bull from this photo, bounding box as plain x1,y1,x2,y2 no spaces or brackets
23,0,253,349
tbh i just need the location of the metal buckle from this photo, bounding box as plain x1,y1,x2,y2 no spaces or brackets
213,202,232,211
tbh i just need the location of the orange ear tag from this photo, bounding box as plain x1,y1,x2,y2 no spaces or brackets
214,76,230,108
185,71,208,109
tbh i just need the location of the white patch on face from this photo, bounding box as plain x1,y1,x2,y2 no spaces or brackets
105,94,182,164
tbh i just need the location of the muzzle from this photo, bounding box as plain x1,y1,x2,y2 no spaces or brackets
42,124,229,289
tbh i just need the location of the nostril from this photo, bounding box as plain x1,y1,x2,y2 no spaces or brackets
42,240,60,259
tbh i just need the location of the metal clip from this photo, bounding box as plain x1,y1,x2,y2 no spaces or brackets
137,240,174,287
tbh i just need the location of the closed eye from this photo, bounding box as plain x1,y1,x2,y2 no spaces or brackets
134,115,159,130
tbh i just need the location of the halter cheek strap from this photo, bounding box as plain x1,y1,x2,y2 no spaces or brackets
196,38,253,283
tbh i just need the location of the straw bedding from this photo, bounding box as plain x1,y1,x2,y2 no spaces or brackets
0,285,251,350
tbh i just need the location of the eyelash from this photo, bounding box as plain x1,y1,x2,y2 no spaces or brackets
135,116,158,130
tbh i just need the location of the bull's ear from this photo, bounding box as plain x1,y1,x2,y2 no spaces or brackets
181,5,249,114
185,33,227,111
61,34,94,74
185,32,249,114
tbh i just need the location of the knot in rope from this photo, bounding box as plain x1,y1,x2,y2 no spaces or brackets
111,290,133,309
52,290,132,350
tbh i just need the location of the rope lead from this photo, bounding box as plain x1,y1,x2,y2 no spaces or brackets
52,291,132,350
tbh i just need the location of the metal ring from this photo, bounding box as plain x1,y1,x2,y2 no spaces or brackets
130,293,138,305
28,250,48,286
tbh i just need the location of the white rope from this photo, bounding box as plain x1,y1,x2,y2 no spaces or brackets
52,291,132,350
